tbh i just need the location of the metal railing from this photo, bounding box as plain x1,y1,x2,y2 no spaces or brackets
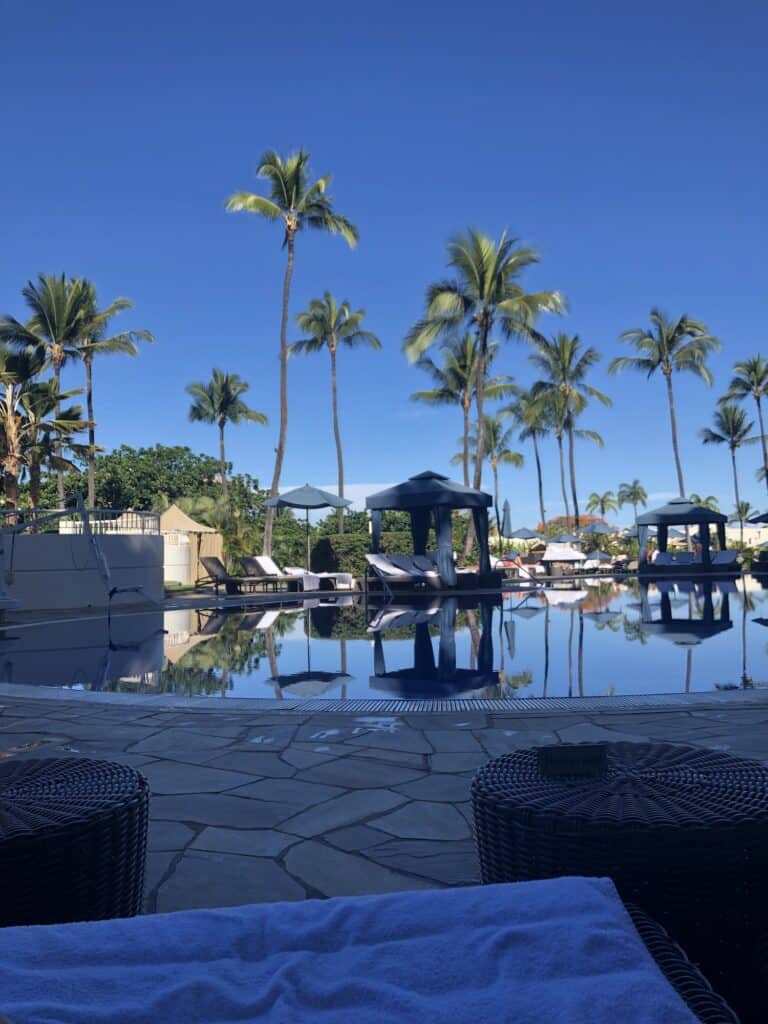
0,507,160,535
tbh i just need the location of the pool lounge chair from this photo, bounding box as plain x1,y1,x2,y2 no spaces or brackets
199,556,299,596
365,553,442,590
242,556,354,592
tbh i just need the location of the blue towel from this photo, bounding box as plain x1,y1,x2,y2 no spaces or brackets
0,877,697,1023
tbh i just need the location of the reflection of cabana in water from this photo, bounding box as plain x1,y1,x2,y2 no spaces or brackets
636,498,738,575
368,598,498,697
638,580,733,645
365,471,495,588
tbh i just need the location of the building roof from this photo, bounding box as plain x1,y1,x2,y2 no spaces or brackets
637,496,727,526
366,471,492,511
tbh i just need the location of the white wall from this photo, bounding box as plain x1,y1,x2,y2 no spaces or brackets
0,534,164,611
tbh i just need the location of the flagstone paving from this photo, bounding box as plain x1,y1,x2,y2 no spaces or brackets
2,694,768,913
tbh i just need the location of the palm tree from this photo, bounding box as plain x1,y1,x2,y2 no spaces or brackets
503,387,551,528
289,292,380,532
700,403,756,547
412,334,514,487
0,273,92,505
77,283,154,506
724,355,768,493
610,309,720,497
585,490,617,519
0,344,45,508
226,149,358,555
404,229,564,488
19,380,88,508
530,333,611,527
617,479,648,524
461,414,524,549
689,492,720,512
736,499,753,526
186,370,267,501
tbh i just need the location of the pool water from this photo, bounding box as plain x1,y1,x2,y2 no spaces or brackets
2,577,767,701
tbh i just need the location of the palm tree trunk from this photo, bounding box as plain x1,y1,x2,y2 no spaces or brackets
755,395,768,495
329,344,344,533
263,229,295,556
664,370,686,497
472,325,489,490
731,447,742,547
567,424,580,529
557,434,571,522
532,432,546,528
29,458,41,509
54,362,65,507
492,460,501,557
218,421,229,501
633,501,638,525
4,384,20,510
85,356,96,507
461,400,471,488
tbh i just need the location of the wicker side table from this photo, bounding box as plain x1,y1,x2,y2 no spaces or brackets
0,758,149,927
471,742,768,1022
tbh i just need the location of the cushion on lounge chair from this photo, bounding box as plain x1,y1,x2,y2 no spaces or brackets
254,555,283,577
0,877,700,1024
712,550,737,566
365,553,412,577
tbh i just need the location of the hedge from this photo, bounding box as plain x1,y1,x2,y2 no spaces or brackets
311,531,418,576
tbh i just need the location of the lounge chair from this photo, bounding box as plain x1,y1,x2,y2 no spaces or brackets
711,550,739,568
242,555,354,592
365,553,442,590
199,556,299,596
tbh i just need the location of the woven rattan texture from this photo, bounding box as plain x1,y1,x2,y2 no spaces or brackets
0,758,149,926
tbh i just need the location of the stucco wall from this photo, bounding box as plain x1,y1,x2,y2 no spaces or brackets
0,534,164,611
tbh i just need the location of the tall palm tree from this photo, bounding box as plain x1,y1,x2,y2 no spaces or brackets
617,479,648,524
460,414,524,549
735,499,753,525
503,387,551,528
585,490,617,519
0,344,45,508
226,149,358,555
724,355,768,493
689,492,720,512
77,283,154,506
700,403,756,547
542,389,572,523
0,273,92,504
186,370,267,501
412,334,514,487
404,229,564,488
530,333,610,527
609,309,720,497
19,379,88,508
289,292,380,532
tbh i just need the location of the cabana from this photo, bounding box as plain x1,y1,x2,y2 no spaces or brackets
365,471,494,588
160,504,223,585
636,497,737,576
638,580,732,644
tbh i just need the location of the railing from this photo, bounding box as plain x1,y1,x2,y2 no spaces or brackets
0,507,161,535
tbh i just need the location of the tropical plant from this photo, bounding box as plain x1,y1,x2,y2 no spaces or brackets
289,292,380,532
77,283,153,506
186,370,267,500
689,492,720,512
18,379,88,508
700,403,756,546
585,490,617,519
459,413,524,547
723,355,768,492
610,309,720,497
404,229,564,488
617,479,648,524
502,387,551,528
226,149,358,554
530,333,610,527
735,500,753,527
412,334,514,487
0,273,92,504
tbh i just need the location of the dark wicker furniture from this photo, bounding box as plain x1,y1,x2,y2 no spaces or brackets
472,742,768,1022
0,758,149,927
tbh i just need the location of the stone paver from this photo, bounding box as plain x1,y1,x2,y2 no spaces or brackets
3,694,768,912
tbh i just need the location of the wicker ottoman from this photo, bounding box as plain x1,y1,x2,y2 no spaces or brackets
0,758,149,927
471,742,768,1022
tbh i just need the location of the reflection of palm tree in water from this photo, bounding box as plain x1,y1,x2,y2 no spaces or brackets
265,628,281,699
340,638,348,700
578,607,584,696
466,609,480,670
739,577,755,687
567,609,574,697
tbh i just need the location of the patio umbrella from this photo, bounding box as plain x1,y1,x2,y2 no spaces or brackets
501,500,513,538
266,484,351,568
579,522,613,536
509,526,542,540
551,532,581,544
668,527,686,539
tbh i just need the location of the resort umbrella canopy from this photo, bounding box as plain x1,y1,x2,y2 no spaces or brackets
551,532,582,544
366,471,493,586
509,526,542,540
501,500,513,539
266,484,351,568
579,522,613,536
636,496,728,567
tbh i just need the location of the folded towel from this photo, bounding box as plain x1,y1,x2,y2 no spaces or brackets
0,877,697,1024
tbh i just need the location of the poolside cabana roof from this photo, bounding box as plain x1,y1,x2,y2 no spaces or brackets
635,497,729,572
366,471,493,586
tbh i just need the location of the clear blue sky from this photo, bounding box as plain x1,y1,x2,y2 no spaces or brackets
2,1,766,523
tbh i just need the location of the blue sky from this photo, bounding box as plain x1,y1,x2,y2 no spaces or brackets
2,1,766,523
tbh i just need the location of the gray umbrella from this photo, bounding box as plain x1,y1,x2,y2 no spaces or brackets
509,527,542,540
501,500,513,538
579,521,613,536
266,484,351,568
551,532,581,544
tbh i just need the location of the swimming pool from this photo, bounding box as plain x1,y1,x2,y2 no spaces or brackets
1,576,766,702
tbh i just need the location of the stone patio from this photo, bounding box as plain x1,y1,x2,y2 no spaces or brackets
2,694,768,913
